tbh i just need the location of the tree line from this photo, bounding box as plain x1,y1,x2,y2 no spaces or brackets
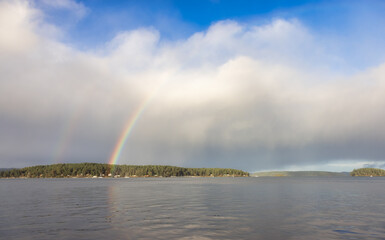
350,168,385,176
0,163,249,178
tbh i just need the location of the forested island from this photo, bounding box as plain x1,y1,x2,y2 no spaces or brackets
350,168,385,177
0,163,249,178
2,164,383,178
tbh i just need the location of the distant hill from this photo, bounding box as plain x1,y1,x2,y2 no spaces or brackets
0,168,15,172
251,171,349,177
0,163,249,178
351,168,385,177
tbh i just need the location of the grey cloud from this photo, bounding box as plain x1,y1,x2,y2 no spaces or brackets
1,1,385,171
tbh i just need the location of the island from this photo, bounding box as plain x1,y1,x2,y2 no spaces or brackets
350,168,385,177
0,163,249,178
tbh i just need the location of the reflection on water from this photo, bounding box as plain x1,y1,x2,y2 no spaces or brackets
0,177,384,239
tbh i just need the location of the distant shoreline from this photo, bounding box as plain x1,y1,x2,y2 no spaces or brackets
0,176,248,179
2,164,384,178
251,168,385,177
0,163,249,178
251,171,349,177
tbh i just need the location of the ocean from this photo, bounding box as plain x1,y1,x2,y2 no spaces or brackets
0,177,384,239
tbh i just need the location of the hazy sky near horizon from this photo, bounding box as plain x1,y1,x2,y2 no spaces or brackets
1,0,385,171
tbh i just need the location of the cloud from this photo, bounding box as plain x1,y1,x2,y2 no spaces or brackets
1,1,385,171
363,162,385,169
0,0,40,53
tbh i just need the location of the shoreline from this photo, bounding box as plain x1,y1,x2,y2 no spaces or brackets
0,175,248,179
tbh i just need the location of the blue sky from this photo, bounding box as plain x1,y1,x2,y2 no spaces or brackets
1,0,385,171
36,0,385,70
41,0,325,46
38,1,358,42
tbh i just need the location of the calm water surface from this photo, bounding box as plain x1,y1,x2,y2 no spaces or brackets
0,177,384,239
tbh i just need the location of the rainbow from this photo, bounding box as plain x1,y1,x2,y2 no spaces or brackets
108,75,170,168
108,95,153,166
52,104,84,164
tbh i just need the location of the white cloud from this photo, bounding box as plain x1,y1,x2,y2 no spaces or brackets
1,1,385,170
0,0,40,53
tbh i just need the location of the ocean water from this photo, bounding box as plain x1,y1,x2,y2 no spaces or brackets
0,177,384,240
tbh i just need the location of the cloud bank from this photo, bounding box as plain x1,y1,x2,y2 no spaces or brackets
1,0,385,170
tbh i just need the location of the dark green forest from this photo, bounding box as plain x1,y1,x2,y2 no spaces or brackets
0,163,249,178
350,168,385,176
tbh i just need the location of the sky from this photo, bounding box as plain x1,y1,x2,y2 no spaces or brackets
1,0,385,172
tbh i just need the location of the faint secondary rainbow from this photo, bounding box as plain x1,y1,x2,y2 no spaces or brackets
108,94,154,166
52,101,85,164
